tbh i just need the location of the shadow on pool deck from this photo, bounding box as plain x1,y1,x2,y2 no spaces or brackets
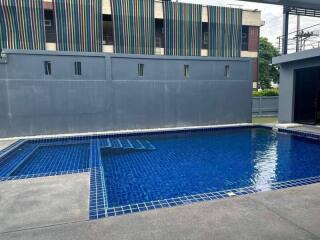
0,180,319,240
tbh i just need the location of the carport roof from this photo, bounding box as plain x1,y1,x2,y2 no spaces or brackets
273,48,320,64
239,0,320,10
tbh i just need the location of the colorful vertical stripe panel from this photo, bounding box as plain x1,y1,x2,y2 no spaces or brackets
0,0,45,51
163,2,202,56
53,0,102,52
208,6,242,57
111,0,155,55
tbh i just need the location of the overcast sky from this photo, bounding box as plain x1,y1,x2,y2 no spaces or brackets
179,0,320,49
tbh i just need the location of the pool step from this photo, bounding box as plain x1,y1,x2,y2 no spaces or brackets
38,139,89,147
0,144,39,177
0,140,26,160
100,138,156,151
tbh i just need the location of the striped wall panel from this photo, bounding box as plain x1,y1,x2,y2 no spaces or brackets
111,0,155,55
0,0,45,51
163,2,202,56
53,0,102,52
208,6,242,57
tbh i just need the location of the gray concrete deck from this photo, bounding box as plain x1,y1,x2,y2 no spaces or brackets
288,125,320,134
0,173,90,234
1,182,319,240
0,140,18,151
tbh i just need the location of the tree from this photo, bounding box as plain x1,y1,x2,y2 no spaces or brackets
258,37,280,89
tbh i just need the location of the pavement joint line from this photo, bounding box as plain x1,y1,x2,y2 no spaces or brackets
0,219,90,236
247,195,320,240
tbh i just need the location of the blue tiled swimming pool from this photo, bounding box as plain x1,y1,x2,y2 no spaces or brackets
1,126,320,219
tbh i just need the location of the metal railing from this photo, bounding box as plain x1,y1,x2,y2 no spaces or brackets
252,96,279,117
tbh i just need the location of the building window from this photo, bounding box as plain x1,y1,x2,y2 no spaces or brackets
138,64,144,77
44,10,56,43
155,19,165,48
202,23,209,49
225,65,230,78
242,26,249,51
184,65,190,78
75,62,82,76
103,15,114,45
44,61,52,75
45,19,52,27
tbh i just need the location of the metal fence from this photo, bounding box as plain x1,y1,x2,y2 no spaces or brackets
252,96,279,116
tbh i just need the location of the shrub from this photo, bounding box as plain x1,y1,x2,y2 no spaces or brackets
253,89,279,97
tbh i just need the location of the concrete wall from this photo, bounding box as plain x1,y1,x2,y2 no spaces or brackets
0,50,252,138
273,49,320,123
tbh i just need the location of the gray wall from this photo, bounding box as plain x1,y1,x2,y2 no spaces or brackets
0,50,252,138
273,50,320,123
252,96,278,116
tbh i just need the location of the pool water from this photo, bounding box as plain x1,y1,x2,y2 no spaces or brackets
1,127,320,218
102,128,320,208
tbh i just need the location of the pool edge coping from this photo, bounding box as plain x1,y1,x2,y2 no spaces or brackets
0,123,258,142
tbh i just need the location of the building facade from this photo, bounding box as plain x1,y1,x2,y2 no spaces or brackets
0,0,262,88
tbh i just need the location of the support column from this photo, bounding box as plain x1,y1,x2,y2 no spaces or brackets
282,6,289,55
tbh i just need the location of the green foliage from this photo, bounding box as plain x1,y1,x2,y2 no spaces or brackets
258,37,280,89
253,88,279,97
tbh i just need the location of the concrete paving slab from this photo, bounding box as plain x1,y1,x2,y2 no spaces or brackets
0,173,90,233
251,184,320,237
287,125,320,134
0,140,18,151
2,184,320,240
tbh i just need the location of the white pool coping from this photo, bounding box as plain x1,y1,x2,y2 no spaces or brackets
0,123,256,141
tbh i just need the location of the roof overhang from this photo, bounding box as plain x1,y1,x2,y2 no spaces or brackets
238,0,320,11
272,48,320,65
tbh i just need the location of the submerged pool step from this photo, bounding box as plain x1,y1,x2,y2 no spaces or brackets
0,140,27,162
0,144,39,177
100,138,156,151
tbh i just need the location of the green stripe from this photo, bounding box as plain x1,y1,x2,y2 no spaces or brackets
111,0,155,55
54,0,102,52
0,0,45,51
163,2,202,56
208,6,242,57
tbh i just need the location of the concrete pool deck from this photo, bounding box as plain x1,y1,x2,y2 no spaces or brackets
0,173,90,234
0,179,319,240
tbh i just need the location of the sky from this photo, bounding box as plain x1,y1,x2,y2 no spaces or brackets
178,0,320,50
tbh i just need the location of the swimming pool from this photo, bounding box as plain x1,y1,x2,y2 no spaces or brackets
1,126,320,219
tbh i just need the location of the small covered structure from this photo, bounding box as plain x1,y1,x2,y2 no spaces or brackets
273,49,320,124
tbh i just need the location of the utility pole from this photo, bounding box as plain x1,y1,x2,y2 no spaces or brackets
296,15,300,52
277,37,281,52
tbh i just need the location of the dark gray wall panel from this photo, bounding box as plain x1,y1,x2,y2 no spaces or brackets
0,50,252,137
111,57,249,81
